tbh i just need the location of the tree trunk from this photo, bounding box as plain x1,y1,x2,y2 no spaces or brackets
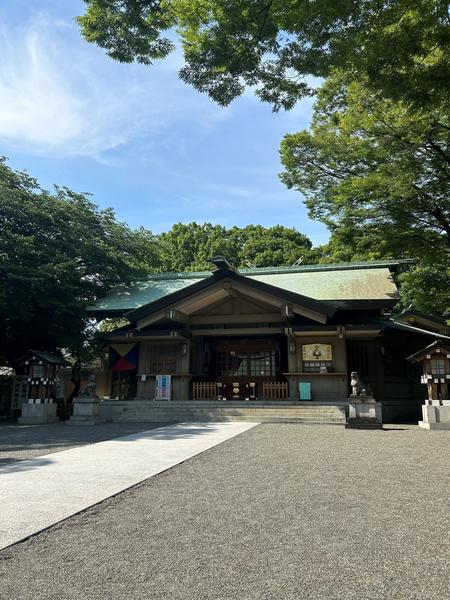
64,357,81,419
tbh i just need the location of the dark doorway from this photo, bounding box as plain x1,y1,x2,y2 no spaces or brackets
204,336,287,399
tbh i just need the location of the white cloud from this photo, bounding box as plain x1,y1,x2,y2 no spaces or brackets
0,12,227,158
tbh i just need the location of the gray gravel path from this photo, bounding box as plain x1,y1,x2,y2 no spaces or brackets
0,422,164,465
0,424,449,600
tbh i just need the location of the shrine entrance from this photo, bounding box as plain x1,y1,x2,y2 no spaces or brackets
195,336,288,400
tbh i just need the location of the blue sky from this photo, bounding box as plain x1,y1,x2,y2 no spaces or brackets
0,0,329,245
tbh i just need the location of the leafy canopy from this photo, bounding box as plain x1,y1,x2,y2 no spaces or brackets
280,72,450,255
77,0,449,110
279,73,450,316
0,158,160,366
159,222,312,271
0,159,320,363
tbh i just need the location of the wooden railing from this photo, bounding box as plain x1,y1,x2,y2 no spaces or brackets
192,381,218,400
192,380,289,400
262,381,289,400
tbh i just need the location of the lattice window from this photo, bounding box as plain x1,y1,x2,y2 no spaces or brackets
212,346,279,377
303,361,332,373
111,370,137,400
151,346,177,374
31,364,44,378
215,351,248,376
431,358,446,376
250,351,276,376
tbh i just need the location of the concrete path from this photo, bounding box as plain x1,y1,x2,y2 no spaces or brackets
0,421,259,550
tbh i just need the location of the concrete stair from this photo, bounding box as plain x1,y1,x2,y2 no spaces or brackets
100,401,347,424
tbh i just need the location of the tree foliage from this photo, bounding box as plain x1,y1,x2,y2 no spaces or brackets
159,222,312,271
0,160,318,363
396,262,450,318
159,223,238,271
0,159,160,366
77,0,449,110
280,73,450,254
279,73,450,315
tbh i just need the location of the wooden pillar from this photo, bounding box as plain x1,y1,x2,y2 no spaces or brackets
286,336,298,402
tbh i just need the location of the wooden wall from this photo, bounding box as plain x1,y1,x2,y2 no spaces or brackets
286,336,348,401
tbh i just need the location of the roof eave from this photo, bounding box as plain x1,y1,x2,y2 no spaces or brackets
407,339,450,362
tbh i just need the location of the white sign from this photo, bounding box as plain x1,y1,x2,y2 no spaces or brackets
155,375,171,400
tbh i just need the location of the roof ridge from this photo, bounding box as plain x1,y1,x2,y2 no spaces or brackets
142,259,415,280
140,271,210,280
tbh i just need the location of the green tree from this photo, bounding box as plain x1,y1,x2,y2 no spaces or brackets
158,222,313,271
0,158,160,368
231,224,311,267
395,262,450,318
280,73,449,254
77,0,449,109
159,222,240,271
279,73,450,314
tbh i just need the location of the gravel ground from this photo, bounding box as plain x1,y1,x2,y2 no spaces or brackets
0,422,164,465
0,424,449,600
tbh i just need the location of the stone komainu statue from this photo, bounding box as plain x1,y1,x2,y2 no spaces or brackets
79,374,96,397
350,371,362,396
350,371,372,397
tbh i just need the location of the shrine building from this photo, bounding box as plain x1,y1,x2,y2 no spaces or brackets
89,258,448,422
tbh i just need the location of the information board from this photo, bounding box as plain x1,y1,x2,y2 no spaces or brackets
302,344,333,361
155,374,171,400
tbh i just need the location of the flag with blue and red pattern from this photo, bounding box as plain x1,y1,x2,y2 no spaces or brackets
109,344,139,371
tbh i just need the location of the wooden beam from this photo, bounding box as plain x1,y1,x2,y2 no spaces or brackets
176,287,229,313
192,327,283,336
190,313,284,325
231,281,328,323
165,308,188,323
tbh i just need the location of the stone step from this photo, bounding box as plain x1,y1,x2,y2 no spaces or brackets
117,405,345,412
119,410,345,416
118,408,345,413
129,403,346,408
107,410,344,414
116,413,344,419
101,401,347,424
110,407,345,413
111,414,345,423
115,417,345,426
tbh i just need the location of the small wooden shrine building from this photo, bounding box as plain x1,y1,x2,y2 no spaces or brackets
89,258,447,422
407,340,450,402
11,350,65,423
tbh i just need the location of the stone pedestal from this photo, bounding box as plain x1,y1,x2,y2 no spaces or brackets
19,401,59,425
69,396,106,426
346,395,383,429
419,400,450,430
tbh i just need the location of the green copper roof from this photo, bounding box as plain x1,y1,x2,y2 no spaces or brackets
249,269,398,301
93,277,205,311
91,260,406,314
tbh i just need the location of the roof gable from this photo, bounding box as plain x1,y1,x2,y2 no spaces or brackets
407,340,450,362
126,267,335,326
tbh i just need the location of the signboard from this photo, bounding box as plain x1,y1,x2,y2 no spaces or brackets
155,375,171,400
299,382,312,400
302,344,333,361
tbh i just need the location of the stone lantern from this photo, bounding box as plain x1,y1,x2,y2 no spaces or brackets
407,340,450,430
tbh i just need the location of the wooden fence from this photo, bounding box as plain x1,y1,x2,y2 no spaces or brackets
262,381,289,400
192,381,218,400
192,380,289,400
